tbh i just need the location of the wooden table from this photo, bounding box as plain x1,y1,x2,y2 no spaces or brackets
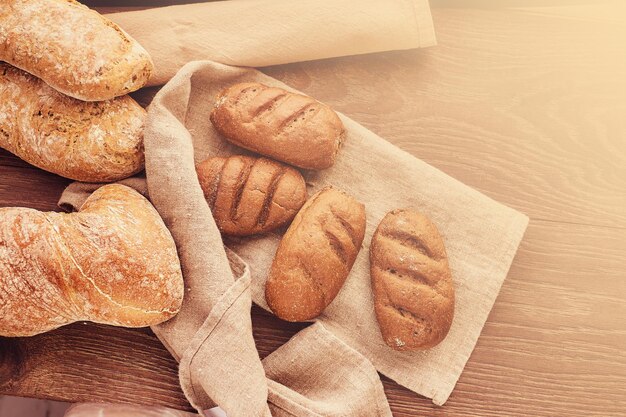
1,3,625,416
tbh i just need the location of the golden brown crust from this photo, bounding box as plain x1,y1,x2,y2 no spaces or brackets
370,209,455,351
0,63,145,182
210,83,345,170
196,155,307,236
265,186,366,322
0,0,153,101
0,184,184,337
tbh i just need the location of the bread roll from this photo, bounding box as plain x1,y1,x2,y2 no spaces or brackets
0,63,145,182
0,184,184,337
370,209,455,351
265,186,366,322
0,0,153,101
210,83,345,170
197,155,307,236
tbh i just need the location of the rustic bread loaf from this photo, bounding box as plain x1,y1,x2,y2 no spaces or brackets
210,83,345,170
0,0,153,101
196,155,307,236
0,184,184,337
0,63,145,182
370,209,455,351
265,186,366,321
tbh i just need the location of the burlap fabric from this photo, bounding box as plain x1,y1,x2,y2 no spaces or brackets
60,61,528,415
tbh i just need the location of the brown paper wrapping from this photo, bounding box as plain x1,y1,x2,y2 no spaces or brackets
108,0,437,87
61,60,527,414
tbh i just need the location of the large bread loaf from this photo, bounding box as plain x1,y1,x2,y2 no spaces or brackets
0,0,153,101
0,63,145,182
370,209,455,351
265,186,366,321
0,184,184,337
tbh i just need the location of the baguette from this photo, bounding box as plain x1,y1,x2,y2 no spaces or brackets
0,184,184,337
370,209,455,351
197,155,307,236
0,63,145,182
265,186,366,322
210,83,345,170
0,0,153,101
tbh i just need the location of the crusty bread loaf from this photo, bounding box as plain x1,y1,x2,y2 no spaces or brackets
196,155,307,236
265,186,366,322
0,184,184,337
210,83,345,170
0,63,145,182
0,0,153,101
370,209,455,351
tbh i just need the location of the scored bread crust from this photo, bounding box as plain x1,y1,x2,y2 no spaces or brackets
210,83,345,170
0,63,145,182
196,155,307,236
265,186,366,322
0,0,153,101
370,209,455,351
0,184,184,337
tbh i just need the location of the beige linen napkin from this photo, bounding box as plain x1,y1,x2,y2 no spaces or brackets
61,60,528,412
107,0,436,86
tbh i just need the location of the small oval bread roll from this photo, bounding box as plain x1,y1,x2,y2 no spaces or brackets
370,209,455,351
265,186,366,322
210,83,345,170
0,63,145,182
0,0,153,101
0,184,184,337
196,155,307,236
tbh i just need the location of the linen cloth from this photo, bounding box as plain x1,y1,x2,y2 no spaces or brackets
60,61,528,413
107,0,437,87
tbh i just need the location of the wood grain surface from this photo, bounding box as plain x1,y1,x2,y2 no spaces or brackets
1,4,625,417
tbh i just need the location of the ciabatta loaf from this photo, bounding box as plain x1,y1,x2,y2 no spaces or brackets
0,184,184,337
0,0,153,101
0,63,145,182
